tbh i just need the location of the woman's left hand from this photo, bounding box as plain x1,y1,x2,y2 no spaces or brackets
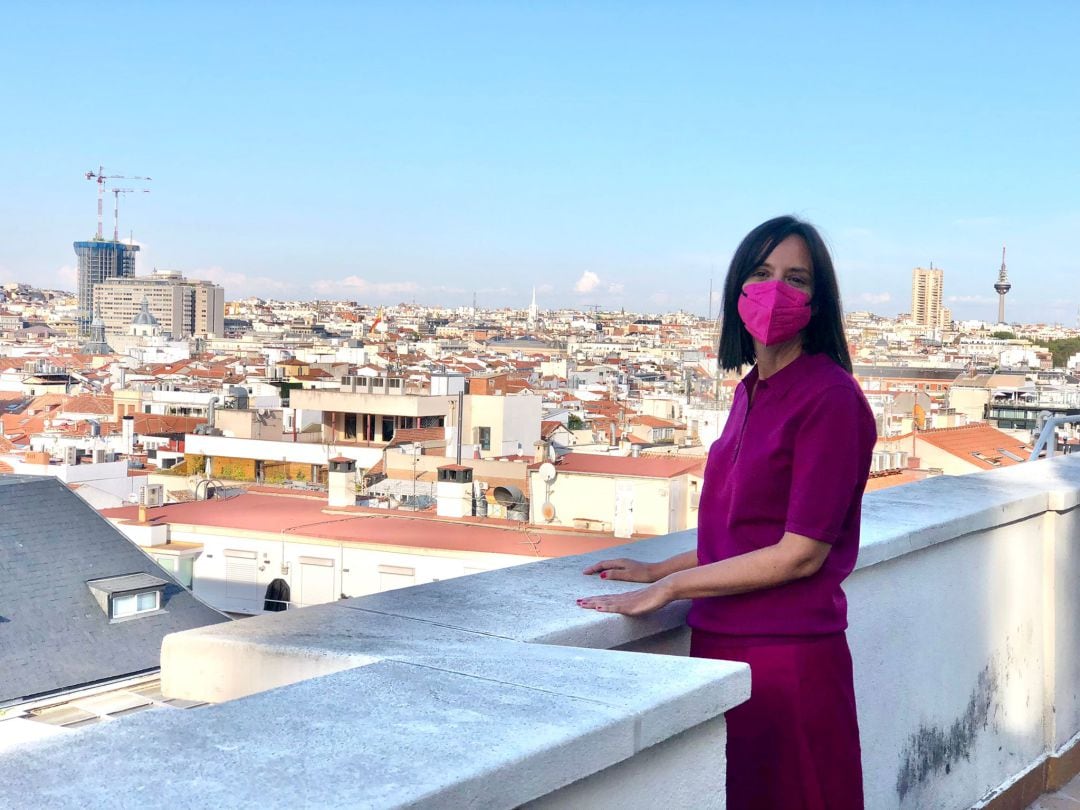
576,581,674,616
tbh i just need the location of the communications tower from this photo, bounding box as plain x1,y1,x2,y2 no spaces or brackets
993,246,1011,325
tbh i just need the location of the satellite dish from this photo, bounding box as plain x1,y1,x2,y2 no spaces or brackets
541,502,556,522
539,462,557,483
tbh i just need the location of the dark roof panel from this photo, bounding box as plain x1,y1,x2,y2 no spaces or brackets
0,475,227,705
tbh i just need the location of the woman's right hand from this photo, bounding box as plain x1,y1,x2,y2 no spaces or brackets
582,558,658,583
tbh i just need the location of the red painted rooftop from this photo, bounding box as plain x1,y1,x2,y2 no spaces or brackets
540,453,705,479
100,492,632,557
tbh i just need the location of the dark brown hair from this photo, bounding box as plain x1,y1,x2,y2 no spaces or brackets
717,215,852,373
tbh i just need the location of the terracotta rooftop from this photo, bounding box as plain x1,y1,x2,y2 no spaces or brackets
62,394,114,415
541,453,704,479
630,415,683,429
864,469,929,492
540,420,567,439
386,427,446,448
915,423,1031,469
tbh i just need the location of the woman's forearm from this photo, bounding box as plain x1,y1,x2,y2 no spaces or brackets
649,550,699,581
661,534,827,600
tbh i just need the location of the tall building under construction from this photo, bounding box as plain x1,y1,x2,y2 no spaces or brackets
75,239,139,337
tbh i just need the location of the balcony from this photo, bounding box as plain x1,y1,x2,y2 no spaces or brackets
4,457,1080,808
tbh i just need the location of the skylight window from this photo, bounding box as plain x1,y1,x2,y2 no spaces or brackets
112,591,160,618
86,573,168,622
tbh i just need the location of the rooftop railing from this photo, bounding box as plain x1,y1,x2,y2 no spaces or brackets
4,457,1080,808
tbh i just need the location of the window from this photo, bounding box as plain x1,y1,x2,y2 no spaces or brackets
112,590,160,619
477,426,491,451
378,564,415,592
225,549,259,601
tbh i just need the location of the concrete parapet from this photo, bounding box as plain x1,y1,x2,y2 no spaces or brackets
7,455,1080,808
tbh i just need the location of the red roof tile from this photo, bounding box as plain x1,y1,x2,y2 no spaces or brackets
543,453,704,479
62,394,114,415
915,423,1031,469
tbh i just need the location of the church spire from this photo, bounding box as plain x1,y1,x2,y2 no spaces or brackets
527,286,539,324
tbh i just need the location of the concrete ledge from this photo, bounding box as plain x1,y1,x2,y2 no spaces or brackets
855,457,1080,570
0,648,747,809
8,456,1080,809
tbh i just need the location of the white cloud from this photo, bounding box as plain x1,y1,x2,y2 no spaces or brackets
859,292,892,305
189,266,296,297
56,264,77,287
311,276,420,297
574,271,600,293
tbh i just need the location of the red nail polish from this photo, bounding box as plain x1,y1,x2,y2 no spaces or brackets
600,572,607,579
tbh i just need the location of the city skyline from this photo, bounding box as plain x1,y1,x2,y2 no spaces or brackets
1,3,1078,322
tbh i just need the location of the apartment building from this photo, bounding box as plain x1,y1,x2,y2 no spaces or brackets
93,270,225,338
911,266,951,329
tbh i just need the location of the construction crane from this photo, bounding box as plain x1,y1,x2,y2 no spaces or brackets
109,188,150,242
84,166,152,240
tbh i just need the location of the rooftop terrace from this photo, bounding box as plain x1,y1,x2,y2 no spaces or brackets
5,457,1080,808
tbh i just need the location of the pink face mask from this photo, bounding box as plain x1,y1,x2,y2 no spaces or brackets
737,280,812,346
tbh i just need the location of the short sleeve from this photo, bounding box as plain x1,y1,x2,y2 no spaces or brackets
784,384,873,544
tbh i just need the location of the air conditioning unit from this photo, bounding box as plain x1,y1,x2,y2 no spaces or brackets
139,484,164,508
62,446,78,466
93,448,107,464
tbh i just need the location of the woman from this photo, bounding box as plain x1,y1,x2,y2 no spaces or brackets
577,215,876,810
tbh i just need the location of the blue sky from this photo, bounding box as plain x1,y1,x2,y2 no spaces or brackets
1,2,1077,323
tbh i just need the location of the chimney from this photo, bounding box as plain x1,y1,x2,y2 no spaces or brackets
436,465,473,518
533,440,548,464
327,456,357,508
122,415,135,455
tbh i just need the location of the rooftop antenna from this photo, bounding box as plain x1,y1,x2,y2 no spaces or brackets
84,166,152,240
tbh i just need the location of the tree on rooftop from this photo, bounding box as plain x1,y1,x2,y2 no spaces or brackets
1041,338,1080,368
